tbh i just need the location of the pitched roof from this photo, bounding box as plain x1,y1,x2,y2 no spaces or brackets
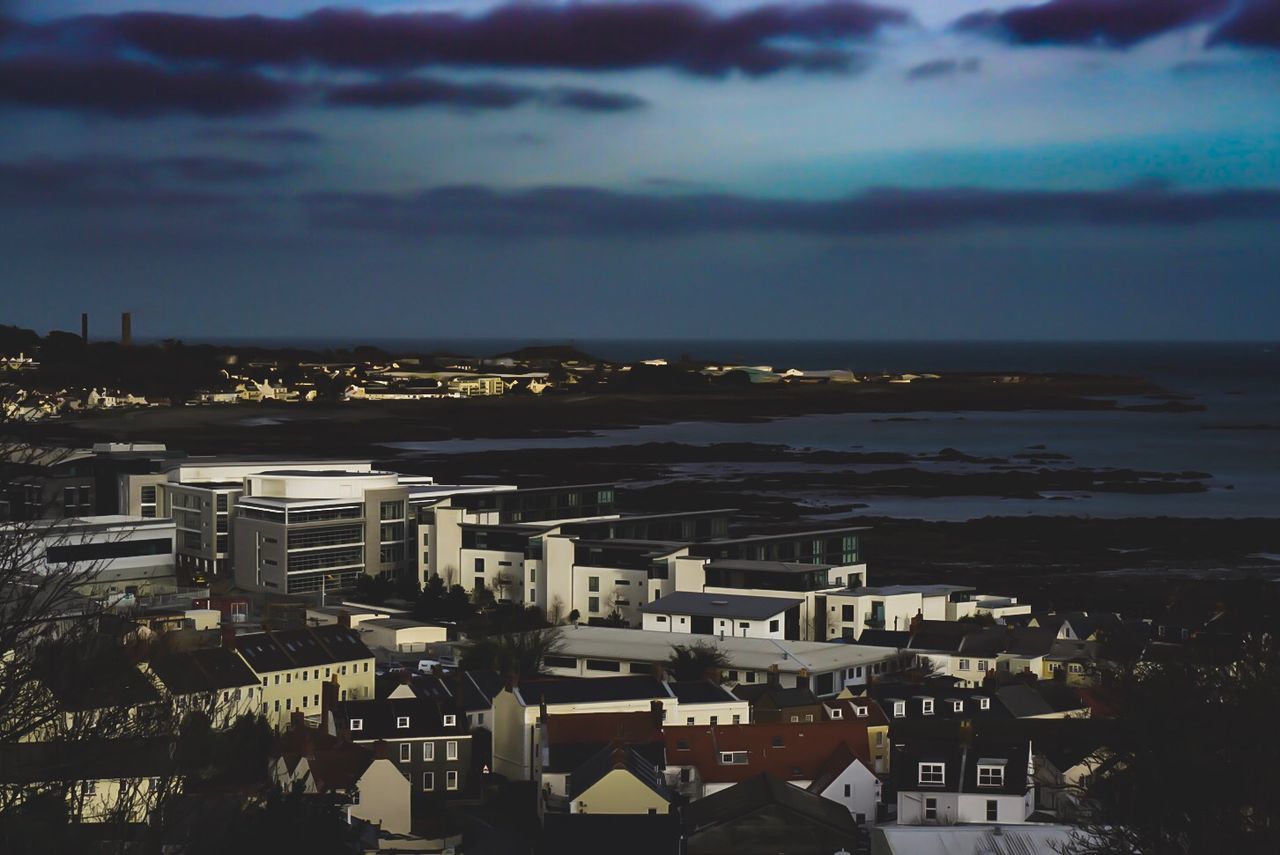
463,670,504,711
148,647,258,695
682,773,860,836
995,684,1057,719
566,743,670,803
514,676,672,707
544,711,662,747
664,721,870,785
231,625,373,673
307,745,374,792
852,629,911,648
891,734,1030,798
667,680,739,705
824,697,890,728
806,741,861,795
641,591,801,620
732,683,819,710
0,738,173,784
538,813,682,855
334,697,467,741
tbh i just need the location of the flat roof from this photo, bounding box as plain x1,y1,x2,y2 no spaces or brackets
361,618,445,630
641,591,801,620
238,497,364,509
839,585,975,597
706,559,835,573
549,626,898,675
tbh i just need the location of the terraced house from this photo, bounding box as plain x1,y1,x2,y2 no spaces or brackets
227,624,375,729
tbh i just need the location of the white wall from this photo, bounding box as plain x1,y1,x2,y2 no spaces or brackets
815,759,880,824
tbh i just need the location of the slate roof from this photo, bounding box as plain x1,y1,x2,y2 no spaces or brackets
824,696,891,728
995,684,1058,719
869,681,1005,721
543,710,665,773
852,629,912,648
334,697,467,741
148,647,259,695
682,773,860,836
891,734,1030,798
665,721,869,785
732,683,820,710
514,676,673,706
806,741,861,795
463,670,504,711
566,743,670,802
231,625,373,673
667,680,740,705
641,591,801,620
538,813,682,855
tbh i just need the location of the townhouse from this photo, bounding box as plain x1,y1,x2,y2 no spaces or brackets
227,624,375,729
891,730,1035,826
331,695,472,799
144,647,260,729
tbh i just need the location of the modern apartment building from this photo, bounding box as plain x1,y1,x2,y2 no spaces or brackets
233,469,416,595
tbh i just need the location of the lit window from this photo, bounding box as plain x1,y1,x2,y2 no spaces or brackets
919,762,945,786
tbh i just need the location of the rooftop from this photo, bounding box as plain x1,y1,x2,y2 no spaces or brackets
704,559,835,574
641,591,802,621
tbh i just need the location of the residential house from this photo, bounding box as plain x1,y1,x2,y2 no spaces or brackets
145,647,260,729
667,681,749,726
641,591,803,640
866,681,1004,725
891,730,1034,826
682,773,863,855
0,738,177,823
538,710,665,804
332,695,472,799
227,623,376,729
826,693,892,774
273,736,411,835
733,684,825,724
567,744,672,815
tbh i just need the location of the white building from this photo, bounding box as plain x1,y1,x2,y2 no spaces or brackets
15,515,178,598
641,591,803,640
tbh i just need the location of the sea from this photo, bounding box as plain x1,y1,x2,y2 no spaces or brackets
182,339,1280,521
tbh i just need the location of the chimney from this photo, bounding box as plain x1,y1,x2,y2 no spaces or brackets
289,710,306,732
337,611,352,629
81,313,89,343
909,610,923,634
650,699,664,727
503,671,519,693
221,624,238,649
399,671,412,686
121,312,132,346
321,676,340,722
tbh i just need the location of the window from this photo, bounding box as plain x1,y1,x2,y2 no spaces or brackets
921,698,934,716
381,500,404,521
585,659,620,672
951,699,964,712
351,790,360,805
844,784,851,798
986,800,998,821
769,619,780,632
732,714,741,724
588,596,600,613
545,655,577,669
588,576,600,592
924,797,937,820
397,716,410,729
443,714,456,727
709,716,718,725
424,742,435,761
829,707,842,719
854,705,868,718
745,672,756,683
422,772,435,791
977,660,988,672
978,763,1005,788
446,770,459,790
686,717,695,725
978,697,991,710
893,701,905,718
720,751,748,765
82,780,97,796
400,743,412,762
919,763,945,786
790,715,799,723
446,740,458,760
771,736,785,748
958,658,970,671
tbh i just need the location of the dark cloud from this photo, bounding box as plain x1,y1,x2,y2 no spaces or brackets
196,126,323,145
0,155,293,205
0,57,298,117
20,3,911,76
1209,0,1280,48
324,77,648,113
302,183,1280,239
905,57,981,80
955,0,1229,48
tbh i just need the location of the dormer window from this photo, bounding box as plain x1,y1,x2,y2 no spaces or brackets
720,751,748,765
978,697,991,710
918,762,945,786
396,716,410,729
443,714,456,727
921,699,934,716
771,737,785,748
893,701,906,718
950,700,964,713
349,719,363,731
977,760,1006,787
829,708,843,720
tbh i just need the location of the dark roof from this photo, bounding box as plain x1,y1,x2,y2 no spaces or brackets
538,813,681,855
868,682,1005,721
334,697,467,741
641,591,800,620
824,697,891,728
957,627,1010,657
566,743,670,802
852,629,911,648
1005,628,1059,658
703,559,835,574
995,684,1057,719
682,773,860,837
514,676,672,706
0,738,173,784
307,745,374,792
668,680,739,705
38,646,161,712
463,670,504,712
907,621,974,653
806,741,860,795
231,625,373,673
732,683,819,709
148,647,258,695
891,735,1030,798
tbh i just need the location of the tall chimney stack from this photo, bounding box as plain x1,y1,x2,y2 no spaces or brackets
81,313,89,343
121,312,132,346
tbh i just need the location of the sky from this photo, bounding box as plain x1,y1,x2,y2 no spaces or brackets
1,0,1278,342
